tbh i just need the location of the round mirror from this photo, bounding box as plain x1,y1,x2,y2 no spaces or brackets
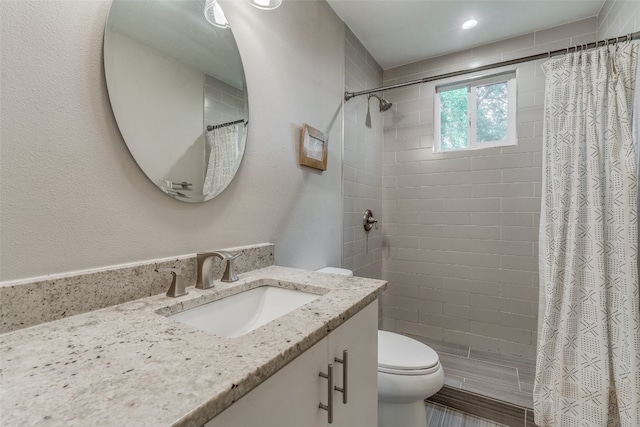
104,0,248,203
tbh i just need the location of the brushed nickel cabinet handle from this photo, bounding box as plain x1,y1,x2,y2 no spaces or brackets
319,364,334,424
334,350,348,404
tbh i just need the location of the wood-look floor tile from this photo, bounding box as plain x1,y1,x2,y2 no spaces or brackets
469,348,536,372
428,387,527,427
426,401,447,426
438,353,520,389
463,378,533,409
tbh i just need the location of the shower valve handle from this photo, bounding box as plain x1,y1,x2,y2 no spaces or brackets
363,209,378,232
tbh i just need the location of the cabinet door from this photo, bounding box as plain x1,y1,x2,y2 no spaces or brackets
328,301,378,427
206,336,329,427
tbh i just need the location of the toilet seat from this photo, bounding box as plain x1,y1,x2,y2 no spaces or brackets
378,331,440,376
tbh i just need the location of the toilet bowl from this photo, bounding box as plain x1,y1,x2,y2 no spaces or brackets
316,267,444,427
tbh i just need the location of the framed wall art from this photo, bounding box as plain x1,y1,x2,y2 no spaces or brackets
299,123,328,171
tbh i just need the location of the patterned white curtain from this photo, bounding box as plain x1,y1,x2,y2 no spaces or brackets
534,42,640,426
203,123,243,199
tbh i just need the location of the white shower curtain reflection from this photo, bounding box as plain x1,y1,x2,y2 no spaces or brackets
534,42,640,426
203,123,244,199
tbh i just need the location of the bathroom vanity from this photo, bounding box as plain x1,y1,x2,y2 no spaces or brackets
0,265,386,426
207,302,378,426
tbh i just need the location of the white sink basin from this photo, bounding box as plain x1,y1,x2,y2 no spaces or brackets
168,285,320,338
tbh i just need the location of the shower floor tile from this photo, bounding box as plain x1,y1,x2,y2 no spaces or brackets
411,335,535,409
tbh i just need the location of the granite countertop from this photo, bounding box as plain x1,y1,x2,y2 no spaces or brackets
0,266,386,426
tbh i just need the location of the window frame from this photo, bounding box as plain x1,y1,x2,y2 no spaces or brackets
434,70,517,153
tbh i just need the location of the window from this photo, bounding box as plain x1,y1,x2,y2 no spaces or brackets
434,71,517,152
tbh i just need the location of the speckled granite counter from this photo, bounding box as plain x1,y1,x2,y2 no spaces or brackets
0,266,386,426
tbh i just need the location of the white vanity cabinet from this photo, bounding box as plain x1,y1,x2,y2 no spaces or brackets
206,301,378,427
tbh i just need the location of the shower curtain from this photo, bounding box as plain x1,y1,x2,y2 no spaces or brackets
203,123,242,199
534,42,640,426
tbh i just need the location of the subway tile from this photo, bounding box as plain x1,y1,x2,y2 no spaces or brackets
501,226,538,242
499,340,537,359
420,312,471,332
444,330,501,353
500,284,538,302
503,137,543,154
517,106,544,124
443,198,502,212
472,183,534,198
470,321,532,345
400,295,443,314
534,17,597,45
443,278,500,297
415,335,470,357
421,185,473,199
471,212,535,227
420,288,471,306
386,282,423,299
420,212,473,225
420,224,501,240
501,197,541,213
396,271,444,288
501,255,538,272
502,167,542,183
442,147,503,159
420,237,533,257
499,312,537,331
472,153,533,170
397,248,501,268
382,175,396,188
420,157,473,173
384,136,420,151
419,133,435,148
396,319,443,340
396,147,436,163
420,170,503,186
383,306,419,323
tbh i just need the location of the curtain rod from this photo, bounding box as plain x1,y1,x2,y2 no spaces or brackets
207,119,246,131
344,31,640,102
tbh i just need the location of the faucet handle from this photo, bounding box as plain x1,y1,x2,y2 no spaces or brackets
220,252,240,283
156,267,188,298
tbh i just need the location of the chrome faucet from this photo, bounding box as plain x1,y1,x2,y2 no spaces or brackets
196,251,241,289
156,267,188,298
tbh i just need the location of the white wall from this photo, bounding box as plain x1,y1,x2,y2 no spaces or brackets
0,0,345,282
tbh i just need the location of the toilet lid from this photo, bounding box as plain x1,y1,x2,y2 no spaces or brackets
378,331,439,371
316,267,353,276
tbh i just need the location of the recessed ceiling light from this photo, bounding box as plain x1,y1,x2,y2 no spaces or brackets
462,19,478,30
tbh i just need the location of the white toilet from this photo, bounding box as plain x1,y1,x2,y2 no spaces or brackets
316,267,444,427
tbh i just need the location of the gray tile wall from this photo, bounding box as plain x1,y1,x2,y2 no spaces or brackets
379,18,599,358
343,27,384,279
598,0,640,39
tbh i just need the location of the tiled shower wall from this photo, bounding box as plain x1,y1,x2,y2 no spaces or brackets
598,0,640,39
379,18,599,358
343,27,384,279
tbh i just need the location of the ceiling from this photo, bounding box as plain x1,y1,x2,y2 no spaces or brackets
326,0,606,69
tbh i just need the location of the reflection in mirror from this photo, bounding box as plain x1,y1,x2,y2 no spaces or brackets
104,0,248,203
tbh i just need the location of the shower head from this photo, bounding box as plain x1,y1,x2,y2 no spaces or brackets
369,94,393,112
